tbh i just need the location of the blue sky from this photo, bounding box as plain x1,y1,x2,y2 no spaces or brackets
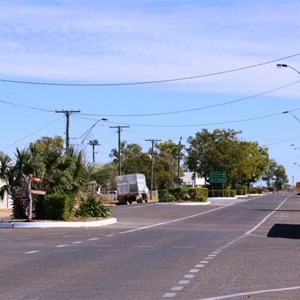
1,0,300,185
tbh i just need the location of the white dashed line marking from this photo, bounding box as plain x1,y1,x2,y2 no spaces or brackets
189,269,200,273
162,196,292,299
25,250,40,254
72,241,83,244
163,292,176,298
200,260,209,264
56,244,70,248
171,286,184,291
178,280,190,285
87,238,100,241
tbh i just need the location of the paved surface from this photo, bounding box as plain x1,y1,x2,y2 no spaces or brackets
1,193,300,299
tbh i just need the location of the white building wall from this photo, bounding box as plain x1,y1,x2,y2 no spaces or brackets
181,172,205,187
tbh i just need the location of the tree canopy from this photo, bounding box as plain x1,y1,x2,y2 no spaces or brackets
186,129,270,188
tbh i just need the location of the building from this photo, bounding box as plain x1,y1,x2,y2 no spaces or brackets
181,172,205,187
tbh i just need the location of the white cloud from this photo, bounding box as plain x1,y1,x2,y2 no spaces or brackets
0,0,300,97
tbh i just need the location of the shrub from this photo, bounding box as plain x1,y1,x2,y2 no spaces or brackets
44,194,74,221
208,189,236,197
169,186,190,201
236,186,248,195
249,188,258,194
74,196,111,218
226,189,236,197
158,189,176,202
188,188,208,202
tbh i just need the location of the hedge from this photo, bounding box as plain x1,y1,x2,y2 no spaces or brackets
44,194,74,221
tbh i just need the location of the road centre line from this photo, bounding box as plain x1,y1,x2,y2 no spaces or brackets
246,195,290,235
163,195,292,299
119,204,234,234
25,250,40,254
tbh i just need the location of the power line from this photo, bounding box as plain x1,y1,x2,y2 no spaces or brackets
80,79,300,118
104,110,294,128
0,53,299,86
1,117,64,151
0,97,54,112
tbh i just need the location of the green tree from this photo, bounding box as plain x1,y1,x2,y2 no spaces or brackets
155,140,182,188
0,152,13,198
186,129,269,188
1,136,93,218
262,159,278,188
274,165,288,191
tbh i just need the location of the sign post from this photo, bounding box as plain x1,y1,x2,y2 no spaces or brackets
27,175,46,221
209,171,226,197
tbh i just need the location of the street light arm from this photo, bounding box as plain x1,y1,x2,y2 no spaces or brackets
276,63,300,75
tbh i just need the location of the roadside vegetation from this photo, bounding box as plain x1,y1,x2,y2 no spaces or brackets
0,128,289,220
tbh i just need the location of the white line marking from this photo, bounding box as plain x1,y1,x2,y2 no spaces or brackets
200,261,209,264
106,234,115,237
171,286,184,291
190,269,200,273
56,244,69,248
72,241,83,244
184,274,195,279
119,205,233,234
163,292,177,298
87,238,100,241
198,285,300,300
179,280,190,285
195,264,205,268
246,195,290,235
25,250,40,254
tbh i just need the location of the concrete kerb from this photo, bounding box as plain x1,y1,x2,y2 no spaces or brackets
0,217,117,229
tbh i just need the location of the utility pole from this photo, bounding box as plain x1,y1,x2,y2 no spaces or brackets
110,125,129,175
88,139,99,164
55,109,81,150
177,136,183,185
146,139,161,200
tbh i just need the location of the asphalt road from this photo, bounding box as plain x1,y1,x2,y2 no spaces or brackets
1,192,300,300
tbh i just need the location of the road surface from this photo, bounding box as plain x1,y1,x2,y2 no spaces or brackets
1,192,300,299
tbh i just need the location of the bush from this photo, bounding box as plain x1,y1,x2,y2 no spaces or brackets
249,188,258,194
158,189,176,202
74,196,111,218
159,187,208,202
169,186,190,201
188,188,208,202
236,186,248,195
208,189,236,197
225,189,236,197
44,194,74,221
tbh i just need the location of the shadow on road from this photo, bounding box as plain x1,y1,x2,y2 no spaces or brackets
268,224,300,239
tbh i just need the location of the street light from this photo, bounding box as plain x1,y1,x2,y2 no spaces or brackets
290,144,300,151
276,63,300,75
88,139,100,164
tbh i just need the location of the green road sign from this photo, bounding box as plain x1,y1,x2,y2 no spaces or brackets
209,171,226,183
